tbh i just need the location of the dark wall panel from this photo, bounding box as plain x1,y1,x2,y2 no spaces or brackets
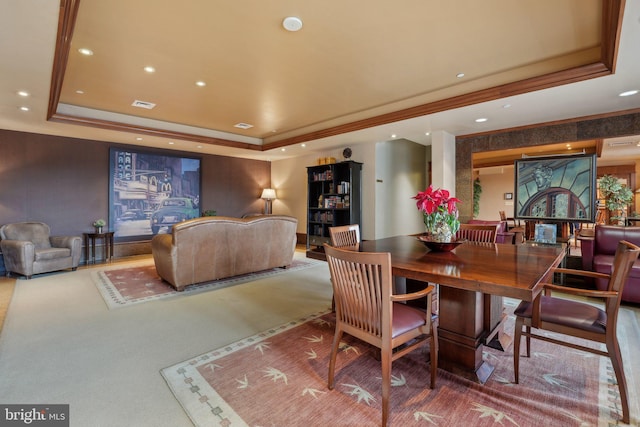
0,129,270,256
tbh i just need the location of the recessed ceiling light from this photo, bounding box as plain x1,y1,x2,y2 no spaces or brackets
502,104,511,108
619,90,638,97
281,148,286,152
195,81,206,87
197,145,203,149
391,134,397,138
475,118,488,123
75,90,84,94
425,132,430,136
144,66,156,73
456,73,465,78
282,16,303,32
17,91,29,97
301,143,306,148
234,123,254,130
78,48,93,56
19,106,30,112
168,141,175,145
136,137,143,141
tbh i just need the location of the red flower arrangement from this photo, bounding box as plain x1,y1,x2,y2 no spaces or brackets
413,185,461,237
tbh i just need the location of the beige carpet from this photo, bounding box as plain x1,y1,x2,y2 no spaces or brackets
1,253,639,426
161,298,640,426
0,251,333,427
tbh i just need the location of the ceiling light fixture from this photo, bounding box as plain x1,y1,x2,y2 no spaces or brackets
144,66,156,73
195,81,206,87
78,48,93,56
301,143,306,148
475,118,488,123
75,90,84,94
456,73,465,78
282,16,303,32
619,90,638,97
17,91,29,97
168,141,175,145
502,104,511,108
19,106,30,111
281,148,286,152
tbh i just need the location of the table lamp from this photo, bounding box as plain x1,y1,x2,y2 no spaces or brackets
261,188,276,214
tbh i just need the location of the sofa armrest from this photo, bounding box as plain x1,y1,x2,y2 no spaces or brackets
50,235,81,250
50,235,82,267
580,236,595,271
0,240,35,275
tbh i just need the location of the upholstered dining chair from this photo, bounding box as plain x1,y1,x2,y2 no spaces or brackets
513,240,640,424
457,223,499,243
324,243,438,426
329,224,361,250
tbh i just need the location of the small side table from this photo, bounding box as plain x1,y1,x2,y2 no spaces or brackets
84,231,115,264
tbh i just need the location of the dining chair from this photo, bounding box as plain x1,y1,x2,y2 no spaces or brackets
324,243,438,426
329,224,361,250
457,223,499,243
513,240,640,424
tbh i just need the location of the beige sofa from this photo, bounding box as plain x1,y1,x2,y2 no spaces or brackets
151,215,298,291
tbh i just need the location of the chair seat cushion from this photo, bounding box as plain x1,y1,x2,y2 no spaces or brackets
392,303,427,338
514,296,606,334
35,247,71,261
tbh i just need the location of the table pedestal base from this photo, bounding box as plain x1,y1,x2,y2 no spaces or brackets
438,287,507,384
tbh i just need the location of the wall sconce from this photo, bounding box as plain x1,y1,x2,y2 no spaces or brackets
261,188,277,214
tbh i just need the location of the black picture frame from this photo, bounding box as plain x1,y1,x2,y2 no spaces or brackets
514,153,597,223
109,147,201,241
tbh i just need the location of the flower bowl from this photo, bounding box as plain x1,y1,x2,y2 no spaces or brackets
417,235,465,252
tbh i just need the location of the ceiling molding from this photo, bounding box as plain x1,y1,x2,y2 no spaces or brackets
48,0,624,152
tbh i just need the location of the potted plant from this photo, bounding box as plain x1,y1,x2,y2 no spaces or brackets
93,219,106,233
598,175,633,225
413,185,461,242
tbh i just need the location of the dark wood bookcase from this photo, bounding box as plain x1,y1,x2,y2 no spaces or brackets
306,161,362,259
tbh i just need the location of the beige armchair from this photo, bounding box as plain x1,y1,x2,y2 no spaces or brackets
0,222,82,279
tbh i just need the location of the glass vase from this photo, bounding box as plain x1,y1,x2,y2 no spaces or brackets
428,220,453,243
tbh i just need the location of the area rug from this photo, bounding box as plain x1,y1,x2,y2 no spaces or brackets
161,299,635,426
93,255,324,309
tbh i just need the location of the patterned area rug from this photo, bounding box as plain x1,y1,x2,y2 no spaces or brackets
161,299,634,426
93,255,324,309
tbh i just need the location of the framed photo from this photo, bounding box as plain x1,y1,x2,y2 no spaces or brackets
109,147,201,241
514,153,596,223
504,192,513,200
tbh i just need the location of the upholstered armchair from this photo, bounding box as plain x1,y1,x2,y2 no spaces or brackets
0,222,82,279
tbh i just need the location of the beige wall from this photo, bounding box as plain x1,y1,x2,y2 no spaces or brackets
475,165,516,221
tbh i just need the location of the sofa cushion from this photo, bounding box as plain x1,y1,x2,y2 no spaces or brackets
35,247,72,261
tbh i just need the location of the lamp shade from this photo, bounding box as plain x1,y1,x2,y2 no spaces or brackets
261,188,277,200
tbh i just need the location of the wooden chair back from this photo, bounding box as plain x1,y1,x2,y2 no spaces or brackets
513,240,640,423
457,223,498,243
329,224,361,250
323,243,438,425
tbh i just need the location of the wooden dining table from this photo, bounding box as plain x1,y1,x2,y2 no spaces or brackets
359,235,566,383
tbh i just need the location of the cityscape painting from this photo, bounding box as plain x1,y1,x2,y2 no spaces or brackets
109,148,201,241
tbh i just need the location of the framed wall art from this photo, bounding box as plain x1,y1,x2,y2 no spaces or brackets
514,153,597,223
109,147,201,241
